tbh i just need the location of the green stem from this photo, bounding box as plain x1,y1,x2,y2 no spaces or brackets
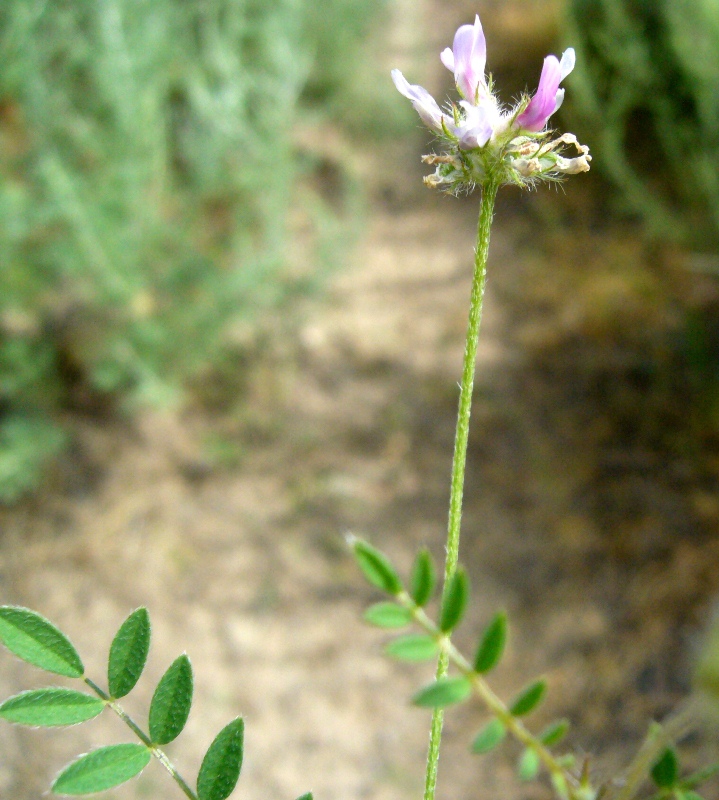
84,677,199,800
422,180,500,800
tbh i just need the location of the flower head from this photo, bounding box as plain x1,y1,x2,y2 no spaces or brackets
391,14,589,192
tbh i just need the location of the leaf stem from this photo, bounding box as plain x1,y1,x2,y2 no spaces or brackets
607,699,700,800
407,598,581,800
84,677,199,800
422,180,500,800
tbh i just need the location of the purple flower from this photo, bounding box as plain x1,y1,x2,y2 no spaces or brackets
439,15,488,104
391,14,583,167
516,49,576,132
391,69,447,133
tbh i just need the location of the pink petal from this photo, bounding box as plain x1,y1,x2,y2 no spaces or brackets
516,55,562,131
452,15,486,102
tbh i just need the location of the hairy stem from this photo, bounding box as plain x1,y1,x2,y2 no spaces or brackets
423,180,500,800
84,677,199,800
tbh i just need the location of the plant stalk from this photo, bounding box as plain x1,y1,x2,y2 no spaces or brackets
422,180,500,800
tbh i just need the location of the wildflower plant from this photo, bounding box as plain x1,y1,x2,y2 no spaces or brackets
1,10,719,800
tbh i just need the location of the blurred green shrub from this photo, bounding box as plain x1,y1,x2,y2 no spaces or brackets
0,0,388,502
566,0,719,251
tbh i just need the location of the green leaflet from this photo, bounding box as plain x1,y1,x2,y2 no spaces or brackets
363,603,412,629
52,743,150,795
471,718,506,754
439,567,469,633
517,748,540,781
0,688,104,727
351,539,402,595
651,747,679,789
412,677,472,709
0,606,83,678
197,717,245,800
509,678,546,717
539,718,570,747
385,634,439,662
409,549,436,607
473,611,507,673
148,654,193,745
108,608,151,699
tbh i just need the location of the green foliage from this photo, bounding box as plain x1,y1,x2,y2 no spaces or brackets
409,548,436,608
0,0,389,501
52,744,152,795
363,602,412,629
385,634,439,662
539,719,570,747
148,654,193,745
196,717,244,800
652,748,679,789
108,607,151,699
0,606,84,677
439,566,469,633
518,748,541,782
473,611,508,674
566,0,719,251
412,677,472,709
471,718,506,755
0,688,104,726
0,605,259,798
509,679,547,717
351,538,403,595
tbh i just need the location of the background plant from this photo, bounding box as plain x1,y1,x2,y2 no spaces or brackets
565,0,719,253
0,0,394,503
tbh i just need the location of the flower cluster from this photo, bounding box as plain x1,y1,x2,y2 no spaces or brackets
392,15,590,192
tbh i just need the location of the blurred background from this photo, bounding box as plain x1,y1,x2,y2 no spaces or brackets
1,0,719,798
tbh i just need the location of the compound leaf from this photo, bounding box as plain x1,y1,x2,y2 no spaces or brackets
52,743,150,795
509,679,546,717
385,634,439,662
473,611,508,674
363,603,412,629
412,677,471,709
108,608,151,699
0,688,104,727
197,717,244,800
471,718,506,754
0,606,83,678
439,567,469,633
410,549,436,607
351,539,402,595
148,654,193,745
